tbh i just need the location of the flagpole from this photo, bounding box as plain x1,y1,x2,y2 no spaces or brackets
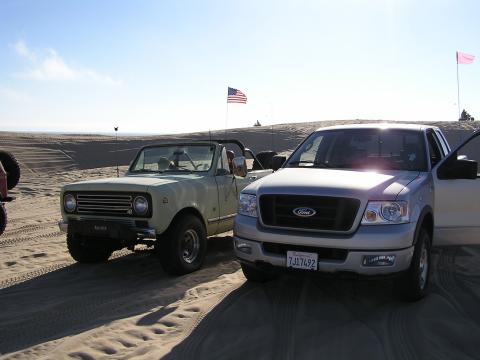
456,52,461,119
225,100,229,137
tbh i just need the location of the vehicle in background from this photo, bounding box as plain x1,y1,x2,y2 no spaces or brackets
59,140,275,274
234,124,480,301
0,151,21,236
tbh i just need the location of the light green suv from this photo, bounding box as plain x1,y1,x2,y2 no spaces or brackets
59,140,274,274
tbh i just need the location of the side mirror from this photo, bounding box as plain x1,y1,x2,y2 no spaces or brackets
272,155,286,171
438,158,478,180
232,156,247,177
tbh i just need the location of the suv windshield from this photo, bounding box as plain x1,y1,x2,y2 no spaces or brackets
130,144,216,173
286,129,428,171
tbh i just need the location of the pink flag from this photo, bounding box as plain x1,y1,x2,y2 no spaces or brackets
457,51,475,64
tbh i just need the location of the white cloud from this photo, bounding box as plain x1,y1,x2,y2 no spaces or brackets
13,40,120,85
0,87,31,103
13,40,37,61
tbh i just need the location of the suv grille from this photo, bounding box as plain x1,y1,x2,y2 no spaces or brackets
65,192,152,218
77,193,133,216
259,195,360,232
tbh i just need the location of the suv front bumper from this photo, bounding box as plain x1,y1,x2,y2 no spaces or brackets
234,215,416,275
58,219,156,239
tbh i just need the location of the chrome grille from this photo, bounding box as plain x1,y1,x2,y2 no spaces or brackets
77,193,133,216
260,194,360,232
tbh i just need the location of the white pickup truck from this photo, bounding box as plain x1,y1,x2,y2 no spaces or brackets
234,124,480,300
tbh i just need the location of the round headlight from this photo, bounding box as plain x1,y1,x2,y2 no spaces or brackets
64,194,77,213
133,196,149,215
381,202,402,221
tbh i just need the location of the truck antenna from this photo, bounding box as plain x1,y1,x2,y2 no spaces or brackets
114,126,119,177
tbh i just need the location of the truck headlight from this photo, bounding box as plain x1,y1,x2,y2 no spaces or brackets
238,193,258,218
361,201,409,225
64,194,77,213
133,196,149,215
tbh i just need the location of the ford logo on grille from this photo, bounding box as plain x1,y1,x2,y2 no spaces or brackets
292,207,316,217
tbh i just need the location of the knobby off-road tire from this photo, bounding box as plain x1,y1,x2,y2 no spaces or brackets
67,231,113,263
241,262,277,282
397,227,431,301
157,214,207,275
0,151,21,190
0,205,6,236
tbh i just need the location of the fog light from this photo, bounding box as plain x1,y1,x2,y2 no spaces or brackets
363,255,395,267
235,240,252,254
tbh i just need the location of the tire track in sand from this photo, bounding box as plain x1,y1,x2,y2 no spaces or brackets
0,251,153,355
171,283,258,360
0,249,132,290
0,230,63,248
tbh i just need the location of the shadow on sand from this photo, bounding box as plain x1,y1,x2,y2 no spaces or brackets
164,246,480,360
0,235,237,355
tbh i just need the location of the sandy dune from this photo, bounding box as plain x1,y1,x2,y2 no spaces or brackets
1,120,480,359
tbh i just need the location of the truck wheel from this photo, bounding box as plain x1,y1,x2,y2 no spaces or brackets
241,262,277,282
0,205,6,236
67,232,113,263
157,214,207,275
0,151,21,190
396,227,431,301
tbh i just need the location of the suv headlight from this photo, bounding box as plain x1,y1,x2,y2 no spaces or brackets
133,196,149,215
64,194,77,213
362,201,409,225
238,193,258,218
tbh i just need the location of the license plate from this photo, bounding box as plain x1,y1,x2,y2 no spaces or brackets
286,251,318,270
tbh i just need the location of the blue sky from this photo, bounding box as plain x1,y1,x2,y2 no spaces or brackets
1,0,479,134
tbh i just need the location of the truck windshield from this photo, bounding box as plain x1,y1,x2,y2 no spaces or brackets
286,129,428,171
130,144,216,173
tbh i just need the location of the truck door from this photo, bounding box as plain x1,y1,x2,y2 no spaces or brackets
214,147,239,233
433,131,480,245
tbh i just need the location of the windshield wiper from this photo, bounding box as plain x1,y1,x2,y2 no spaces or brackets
287,160,332,168
288,160,314,166
131,169,163,174
163,168,193,173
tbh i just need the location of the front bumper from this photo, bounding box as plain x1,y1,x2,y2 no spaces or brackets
235,237,414,275
58,219,157,239
233,215,417,275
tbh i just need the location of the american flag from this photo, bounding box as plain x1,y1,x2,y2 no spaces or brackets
227,87,247,104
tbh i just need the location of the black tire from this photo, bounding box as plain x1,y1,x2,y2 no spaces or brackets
0,151,21,190
0,205,6,236
157,214,207,275
241,262,277,282
396,228,431,301
252,151,277,170
66,231,113,263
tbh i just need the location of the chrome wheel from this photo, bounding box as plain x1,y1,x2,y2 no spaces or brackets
182,229,200,264
418,241,429,290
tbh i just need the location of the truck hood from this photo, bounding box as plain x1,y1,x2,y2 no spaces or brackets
62,173,203,193
247,168,421,200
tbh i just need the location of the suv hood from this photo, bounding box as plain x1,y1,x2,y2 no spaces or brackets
62,173,202,193
247,168,421,200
